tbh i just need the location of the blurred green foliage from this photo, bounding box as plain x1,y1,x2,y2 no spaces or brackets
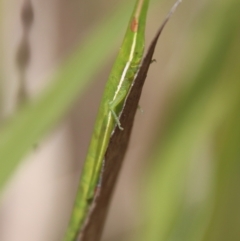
0,0,3,119
0,0,136,192
140,1,240,241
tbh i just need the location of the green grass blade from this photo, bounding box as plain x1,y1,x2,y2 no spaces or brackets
204,107,240,241
0,1,3,119
64,0,150,240
203,38,240,241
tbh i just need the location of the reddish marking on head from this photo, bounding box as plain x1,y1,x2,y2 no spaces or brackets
130,17,138,32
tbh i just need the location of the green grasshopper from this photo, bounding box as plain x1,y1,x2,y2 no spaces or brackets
64,0,149,240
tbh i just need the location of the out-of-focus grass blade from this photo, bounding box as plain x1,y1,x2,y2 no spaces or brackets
0,0,3,119
204,108,240,241
203,38,240,241
0,0,140,192
139,1,240,241
167,36,240,241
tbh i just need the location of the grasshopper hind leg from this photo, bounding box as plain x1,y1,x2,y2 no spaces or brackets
110,107,124,131
108,91,128,131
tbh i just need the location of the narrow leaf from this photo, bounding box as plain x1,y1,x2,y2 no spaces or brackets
78,2,181,241
64,0,150,240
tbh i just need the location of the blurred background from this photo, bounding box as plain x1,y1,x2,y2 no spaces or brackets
0,0,239,241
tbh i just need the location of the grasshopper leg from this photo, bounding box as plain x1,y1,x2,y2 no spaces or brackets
108,91,128,131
